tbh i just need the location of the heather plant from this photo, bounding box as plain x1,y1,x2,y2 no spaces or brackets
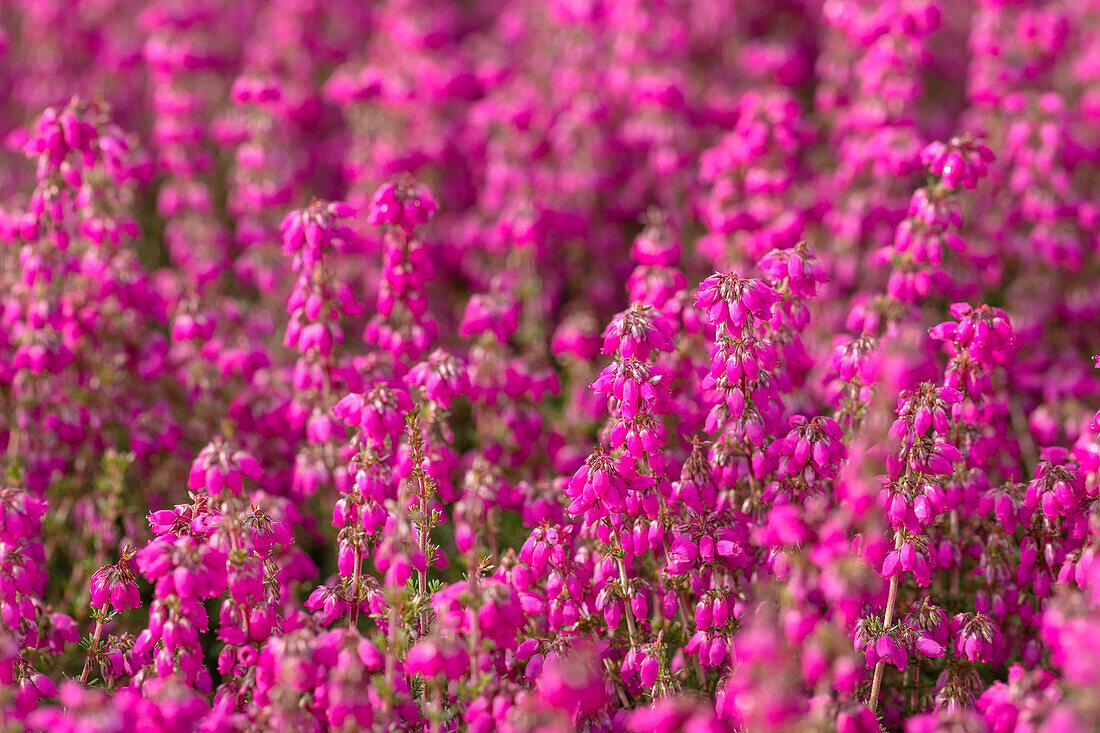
5,1,1100,732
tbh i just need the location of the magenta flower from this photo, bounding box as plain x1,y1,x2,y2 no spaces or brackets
89,557,141,615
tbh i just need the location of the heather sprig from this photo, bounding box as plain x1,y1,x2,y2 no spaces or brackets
4,4,1100,731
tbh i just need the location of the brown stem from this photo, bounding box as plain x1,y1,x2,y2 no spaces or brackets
467,557,481,687
869,533,904,712
349,544,362,627
614,680,631,708
677,592,705,686
79,617,105,685
910,665,919,711
612,531,637,647
6,425,21,463
418,488,429,633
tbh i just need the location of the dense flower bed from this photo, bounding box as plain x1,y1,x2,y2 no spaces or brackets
2,0,1100,730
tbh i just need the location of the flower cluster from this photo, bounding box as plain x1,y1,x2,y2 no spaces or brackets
4,2,1100,732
